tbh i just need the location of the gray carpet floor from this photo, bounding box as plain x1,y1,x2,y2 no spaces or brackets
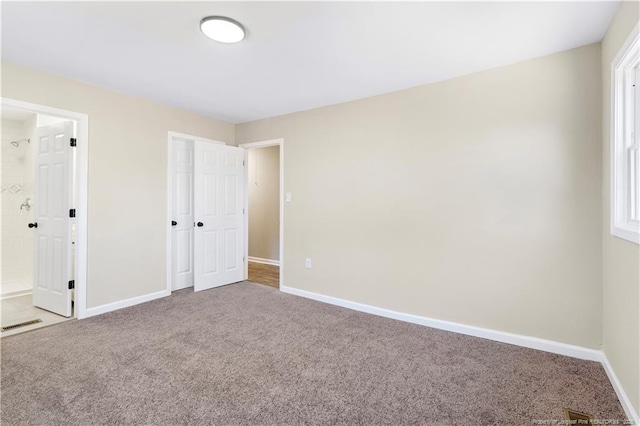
1,282,626,425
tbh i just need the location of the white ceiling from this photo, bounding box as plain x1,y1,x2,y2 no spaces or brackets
1,2,619,123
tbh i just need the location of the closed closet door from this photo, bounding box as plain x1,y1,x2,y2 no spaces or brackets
32,121,73,317
193,142,245,291
171,140,194,290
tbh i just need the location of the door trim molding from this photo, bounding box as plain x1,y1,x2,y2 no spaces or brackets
239,139,284,289
1,97,90,320
166,131,225,294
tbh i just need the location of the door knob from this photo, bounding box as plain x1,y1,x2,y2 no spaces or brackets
171,221,177,226
197,222,204,227
28,222,38,228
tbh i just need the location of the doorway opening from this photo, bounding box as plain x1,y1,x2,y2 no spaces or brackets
240,139,284,289
1,99,89,336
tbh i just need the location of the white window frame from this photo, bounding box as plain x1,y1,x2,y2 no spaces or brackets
611,25,640,245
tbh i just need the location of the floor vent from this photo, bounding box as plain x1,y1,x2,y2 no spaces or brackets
1,319,43,332
563,408,594,424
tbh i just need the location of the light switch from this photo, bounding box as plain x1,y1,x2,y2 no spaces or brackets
285,192,292,203
305,258,312,269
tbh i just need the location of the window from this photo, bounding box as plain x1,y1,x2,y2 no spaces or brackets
612,29,640,244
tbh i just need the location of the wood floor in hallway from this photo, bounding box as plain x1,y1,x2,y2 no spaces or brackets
248,261,279,288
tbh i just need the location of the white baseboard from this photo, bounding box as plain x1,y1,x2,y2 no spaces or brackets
248,256,280,266
280,285,640,422
602,352,640,424
1,290,32,300
280,285,602,361
80,289,170,319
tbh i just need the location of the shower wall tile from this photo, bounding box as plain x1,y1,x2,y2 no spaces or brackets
2,117,35,295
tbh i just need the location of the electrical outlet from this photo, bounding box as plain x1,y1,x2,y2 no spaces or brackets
305,258,312,269
286,192,292,203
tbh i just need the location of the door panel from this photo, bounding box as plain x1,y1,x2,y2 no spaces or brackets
176,230,192,273
194,142,244,291
204,175,218,216
33,121,73,317
203,230,218,274
224,229,238,271
171,140,194,290
176,173,191,215
224,176,238,215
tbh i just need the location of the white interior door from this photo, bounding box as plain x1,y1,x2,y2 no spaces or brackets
32,121,73,317
171,140,194,290
193,142,245,291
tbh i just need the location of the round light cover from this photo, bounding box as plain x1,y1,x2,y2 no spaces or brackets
200,16,245,43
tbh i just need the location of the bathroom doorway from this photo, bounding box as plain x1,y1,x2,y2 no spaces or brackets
240,139,283,289
1,100,88,336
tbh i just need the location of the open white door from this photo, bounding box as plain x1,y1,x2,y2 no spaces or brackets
32,121,73,317
193,142,245,291
171,140,194,290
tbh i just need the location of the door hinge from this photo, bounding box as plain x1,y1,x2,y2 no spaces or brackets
243,160,245,166
243,257,245,263
69,208,76,218
70,138,77,147
243,208,245,214
68,280,75,290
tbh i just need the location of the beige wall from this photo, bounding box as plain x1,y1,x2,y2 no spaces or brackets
237,44,603,349
1,62,234,308
601,0,640,415
248,146,280,261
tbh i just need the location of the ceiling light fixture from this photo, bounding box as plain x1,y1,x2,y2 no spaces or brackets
200,16,246,44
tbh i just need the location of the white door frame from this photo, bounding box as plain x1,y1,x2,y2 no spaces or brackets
1,97,90,319
238,138,284,288
166,131,225,294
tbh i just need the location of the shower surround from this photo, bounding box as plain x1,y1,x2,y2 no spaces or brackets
1,117,36,297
